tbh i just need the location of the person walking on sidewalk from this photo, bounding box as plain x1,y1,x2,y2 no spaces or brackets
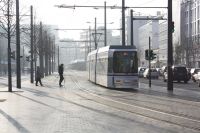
35,66,43,86
58,64,64,87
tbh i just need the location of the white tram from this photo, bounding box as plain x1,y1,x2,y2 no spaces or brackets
87,45,138,88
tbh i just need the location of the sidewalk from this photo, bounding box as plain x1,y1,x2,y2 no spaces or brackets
0,75,69,133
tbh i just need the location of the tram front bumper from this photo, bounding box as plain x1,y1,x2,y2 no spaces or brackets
114,78,138,89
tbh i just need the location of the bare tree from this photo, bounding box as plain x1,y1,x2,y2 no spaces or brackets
174,42,184,65
0,0,16,39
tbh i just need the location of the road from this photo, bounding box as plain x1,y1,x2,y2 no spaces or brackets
139,77,200,92
64,70,200,132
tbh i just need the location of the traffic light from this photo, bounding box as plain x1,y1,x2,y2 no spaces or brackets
11,51,15,59
152,52,157,60
172,21,175,33
145,49,149,60
149,50,153,59
145,49,157,60
149,50,156,60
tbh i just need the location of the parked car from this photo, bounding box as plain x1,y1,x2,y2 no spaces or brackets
196,72,200,87
163,65,188,83
138,67,146,78
193,73,199,82
160,66,167,76
155,68,161,76
190,68,200,82
186,68,192,80
143,68,159,79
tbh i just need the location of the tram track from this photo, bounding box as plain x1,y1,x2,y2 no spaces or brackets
67,72,200,131
140,78,200,92
69,70,200,115
72,71,200,107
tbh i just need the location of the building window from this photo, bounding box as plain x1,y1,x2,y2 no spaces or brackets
195,22,197,35
198,20,200,34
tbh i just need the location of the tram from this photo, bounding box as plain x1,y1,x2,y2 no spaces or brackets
87,45,138,88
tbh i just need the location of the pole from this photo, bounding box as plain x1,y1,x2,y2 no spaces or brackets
122,0,125,46
104,1,107,46
58,46,59,66
30,6,34,83
89,26,91,52
33,12,37,81
94,18,97,83
167,0,173,91
85,40,87,62
88,28,91,80
7,0,12,92
130,9,133,46
95,17,97,49
22,46,24,74
53,41,55,72
45,31,48,76
16,0,21,88
53,40,56,72
39,22,44,78
49,37,52,75
51,37,52,74
149,37,151,88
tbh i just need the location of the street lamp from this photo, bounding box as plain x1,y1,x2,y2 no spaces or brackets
16,0,21,88
86,21,114,24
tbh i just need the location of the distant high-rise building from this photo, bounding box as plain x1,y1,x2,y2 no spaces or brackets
138,20,159,67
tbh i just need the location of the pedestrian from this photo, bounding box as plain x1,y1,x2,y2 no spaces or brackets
35,66,43,86
58,64,64,87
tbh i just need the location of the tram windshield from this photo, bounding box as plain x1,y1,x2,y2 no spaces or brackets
113,51,138,73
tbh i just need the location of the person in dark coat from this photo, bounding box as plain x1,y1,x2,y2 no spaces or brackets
35,66,43,86
58,64,64,87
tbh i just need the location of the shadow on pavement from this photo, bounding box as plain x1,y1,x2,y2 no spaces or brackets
108,88,138,92
0,91,24,92
12,87,151,126
0,109,30,133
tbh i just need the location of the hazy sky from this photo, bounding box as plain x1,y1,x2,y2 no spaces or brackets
21,0,168,39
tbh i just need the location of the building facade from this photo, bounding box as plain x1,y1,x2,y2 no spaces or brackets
181,0,200,67
138,20,159,67
159,21,168,67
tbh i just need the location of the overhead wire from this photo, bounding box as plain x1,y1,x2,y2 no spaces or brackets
134,0,158,7
128,0,167,17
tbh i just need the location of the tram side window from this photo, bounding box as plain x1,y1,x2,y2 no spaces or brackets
108,57,113,73
132,53,138,73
